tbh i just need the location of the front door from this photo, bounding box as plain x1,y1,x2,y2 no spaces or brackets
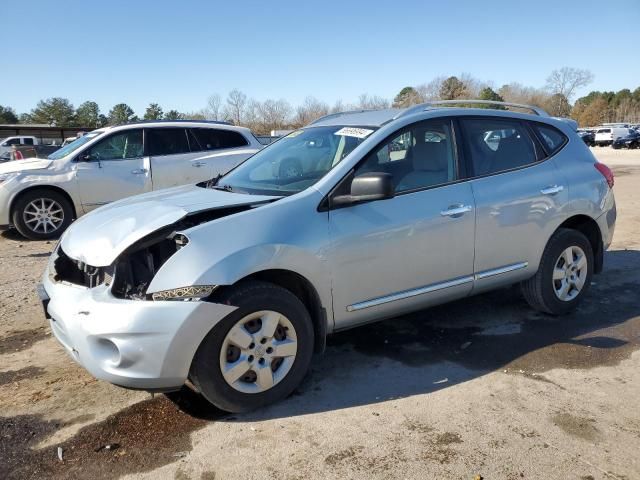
75,129,150,212
327,119,476,329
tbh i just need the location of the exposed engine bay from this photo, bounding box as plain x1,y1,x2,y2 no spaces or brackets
53,204,264,299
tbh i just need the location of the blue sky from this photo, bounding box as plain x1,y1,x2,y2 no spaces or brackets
3,0,639,115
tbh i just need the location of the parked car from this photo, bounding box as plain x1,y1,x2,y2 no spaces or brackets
611,130,640,149
40,101,616,412
10,144,61,161
0,121,262,239
0,136,40,162
577,130,595,147
594,126,629,146
0,135,39,155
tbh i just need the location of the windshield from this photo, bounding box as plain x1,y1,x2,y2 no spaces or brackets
48,131,103,160
212,125,376,195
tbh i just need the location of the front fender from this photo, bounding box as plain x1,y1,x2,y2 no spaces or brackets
146,188,332,320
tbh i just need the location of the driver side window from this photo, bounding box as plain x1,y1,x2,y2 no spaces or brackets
355,120,456,193
87,130,143,161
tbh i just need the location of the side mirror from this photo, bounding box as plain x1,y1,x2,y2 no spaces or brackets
332,172,394,207
78,152,92,162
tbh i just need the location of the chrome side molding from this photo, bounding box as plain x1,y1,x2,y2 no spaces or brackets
346,262,529,312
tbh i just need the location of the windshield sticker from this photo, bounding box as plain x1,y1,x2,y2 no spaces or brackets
286,130,304,138
334,127,374,139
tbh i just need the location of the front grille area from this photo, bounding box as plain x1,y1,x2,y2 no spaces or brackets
52,248,114,288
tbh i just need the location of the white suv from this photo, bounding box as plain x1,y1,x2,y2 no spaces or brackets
0,121,262,239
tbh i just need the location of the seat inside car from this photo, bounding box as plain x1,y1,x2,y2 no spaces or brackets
397,133,451,191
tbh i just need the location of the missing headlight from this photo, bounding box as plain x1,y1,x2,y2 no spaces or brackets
112,232,188,300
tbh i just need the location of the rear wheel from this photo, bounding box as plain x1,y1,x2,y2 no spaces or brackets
521,228,593,315
12,189,73,240
191,281,314,412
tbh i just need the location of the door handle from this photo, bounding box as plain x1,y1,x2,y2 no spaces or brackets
540,185,564,195
440,204,473,217
131,168,148,175
191,161,207,168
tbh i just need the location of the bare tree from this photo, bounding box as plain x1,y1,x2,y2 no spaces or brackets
294,96,329,126
416,76,446,101
499,82,551,109
329,99,345,114
546,67,594,102
224,89,247,125
356,94,390,110
205,94,222,121
256,98,292,134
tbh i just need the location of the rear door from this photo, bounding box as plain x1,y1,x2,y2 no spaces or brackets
147,127,207,189
75,129,150,212
189,127,255,176
460,117,569,292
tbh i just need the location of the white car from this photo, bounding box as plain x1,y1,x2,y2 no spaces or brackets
0,135,39,160
594,126,628,146
0,121,262,239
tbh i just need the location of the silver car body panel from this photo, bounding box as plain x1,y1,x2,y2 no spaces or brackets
60,185,280,267
42,106,617,390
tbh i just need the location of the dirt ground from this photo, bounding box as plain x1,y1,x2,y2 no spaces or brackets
1,147,639,480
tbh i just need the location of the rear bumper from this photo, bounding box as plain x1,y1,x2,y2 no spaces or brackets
41,265,237,390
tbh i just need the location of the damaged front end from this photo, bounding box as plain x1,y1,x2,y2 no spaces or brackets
52,204,259,300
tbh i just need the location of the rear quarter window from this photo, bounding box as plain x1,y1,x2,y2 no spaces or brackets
532,123,568,156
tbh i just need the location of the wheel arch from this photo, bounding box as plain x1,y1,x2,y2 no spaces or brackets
10,185,77,222
215,268,327,354
555,214,603,274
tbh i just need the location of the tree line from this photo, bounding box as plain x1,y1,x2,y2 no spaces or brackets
1,67,638,132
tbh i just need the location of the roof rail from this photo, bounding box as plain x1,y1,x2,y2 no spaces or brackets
309,109,378,125
123,119,232,127
394,100,548,120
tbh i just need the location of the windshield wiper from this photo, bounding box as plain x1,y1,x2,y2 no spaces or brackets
210,184,233,192
204,174,223,189
203,174,234,192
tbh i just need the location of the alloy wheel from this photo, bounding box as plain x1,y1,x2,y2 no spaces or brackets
22,198,65,235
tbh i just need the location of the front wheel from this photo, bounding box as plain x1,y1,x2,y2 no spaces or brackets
521,228,593,315
12,189,74,240
190,281,314,412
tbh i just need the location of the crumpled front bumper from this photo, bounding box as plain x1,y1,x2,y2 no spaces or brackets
41,265,236,390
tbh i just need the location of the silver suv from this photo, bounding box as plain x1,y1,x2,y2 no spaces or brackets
40,101,617,412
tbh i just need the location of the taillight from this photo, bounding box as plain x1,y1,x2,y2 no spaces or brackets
595,162,614,188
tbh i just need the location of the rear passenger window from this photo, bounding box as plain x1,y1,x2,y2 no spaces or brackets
534,124,567,155
461,118,539,176
147,128,190,156
190,128,248,151
22,138,34,145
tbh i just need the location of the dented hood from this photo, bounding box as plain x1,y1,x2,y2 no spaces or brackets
60,184,280,266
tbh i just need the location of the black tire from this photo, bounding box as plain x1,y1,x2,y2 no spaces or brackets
190,280,314,412
12,189,74,240
521,228,593,315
